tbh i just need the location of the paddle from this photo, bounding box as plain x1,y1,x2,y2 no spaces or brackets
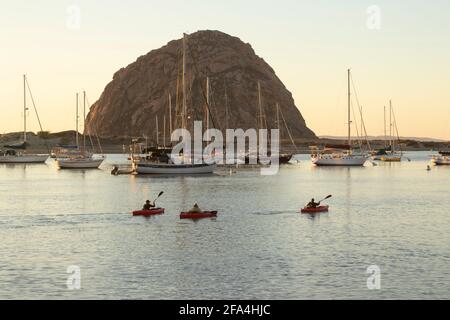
318,195,332,204
153,191,164,205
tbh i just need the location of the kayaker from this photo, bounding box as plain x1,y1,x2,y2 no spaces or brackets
189,203,202,213
306,198,320,208
143,200,155,210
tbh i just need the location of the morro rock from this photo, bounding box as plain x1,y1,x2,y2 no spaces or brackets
85,30,316,140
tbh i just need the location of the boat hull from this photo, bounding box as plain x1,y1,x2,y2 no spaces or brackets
136,162,216,174
380,156,402,162
0,154,49,164
432,157,450,165
180,211,218,219
57,158,104,169
133,208,165,216
312,156,368,166
301,206,329,214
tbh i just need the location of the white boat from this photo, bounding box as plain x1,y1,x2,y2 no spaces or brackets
136,162,216,174
133,33,216,175
0,75,49,164
312,152,368,166
55,92,104,169
311,69,369,167
432,156,450,166
57,157,104,169
0,152,48,164
379,100,403,162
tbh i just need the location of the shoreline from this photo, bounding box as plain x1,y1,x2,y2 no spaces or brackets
1,131,448,154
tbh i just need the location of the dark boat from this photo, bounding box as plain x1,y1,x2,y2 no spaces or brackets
244,152,293,165
3,142,28,149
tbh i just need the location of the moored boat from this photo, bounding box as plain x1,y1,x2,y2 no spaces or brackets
380,100,404,162
57,157,104,169
136,161,216,174
133,34,216,175
56,92,105,170
311,70,369,167
380,154,402,162
0,75,49,164
0,150,48,164
432,155,450,165
312,148,368,166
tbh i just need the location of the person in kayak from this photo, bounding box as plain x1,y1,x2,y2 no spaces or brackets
189,203,202,213
306,198,320,208
143,200,155,210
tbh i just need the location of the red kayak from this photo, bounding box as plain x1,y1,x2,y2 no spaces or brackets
180,211,218,219
133,208,165,216
301,206,329,214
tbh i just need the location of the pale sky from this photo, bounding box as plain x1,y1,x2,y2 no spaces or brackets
1,0,449,140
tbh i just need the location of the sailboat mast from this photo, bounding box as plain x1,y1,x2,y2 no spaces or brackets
182,33,187,131
224,83,229,129
258,82,263,130
156,115,159,146
23,74,27,143
206,77,210,132
76,93,79,148
163,115,166,147
389,100,393,151
347,69,351,147
384,105,387,148
168,93,172,135
276,103,280,131
83,91,86,151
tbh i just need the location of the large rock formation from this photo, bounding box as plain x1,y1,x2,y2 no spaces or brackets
85,30,316,140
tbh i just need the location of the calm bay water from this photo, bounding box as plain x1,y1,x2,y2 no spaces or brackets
0,152,449,299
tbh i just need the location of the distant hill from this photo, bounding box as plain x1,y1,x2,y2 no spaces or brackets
85,30,316,140
319,135,448,143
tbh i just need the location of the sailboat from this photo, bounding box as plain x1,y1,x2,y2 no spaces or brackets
371,106,391,160
56,92,104,169
245,81,270,164
134,33,216,175
311,69,368,166
275,103,301,164
380,100,403,162
0,75,49,164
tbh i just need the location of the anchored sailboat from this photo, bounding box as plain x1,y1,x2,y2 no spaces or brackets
134,33,216,174
380,100,403,162
56,91,104,169
311,69,368,166
0,75,49,164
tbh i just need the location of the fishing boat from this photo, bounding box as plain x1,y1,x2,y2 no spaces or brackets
56,92,104,169
312,70,369,167
380,100,403,162
134,33,215,175
0,75,49,164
